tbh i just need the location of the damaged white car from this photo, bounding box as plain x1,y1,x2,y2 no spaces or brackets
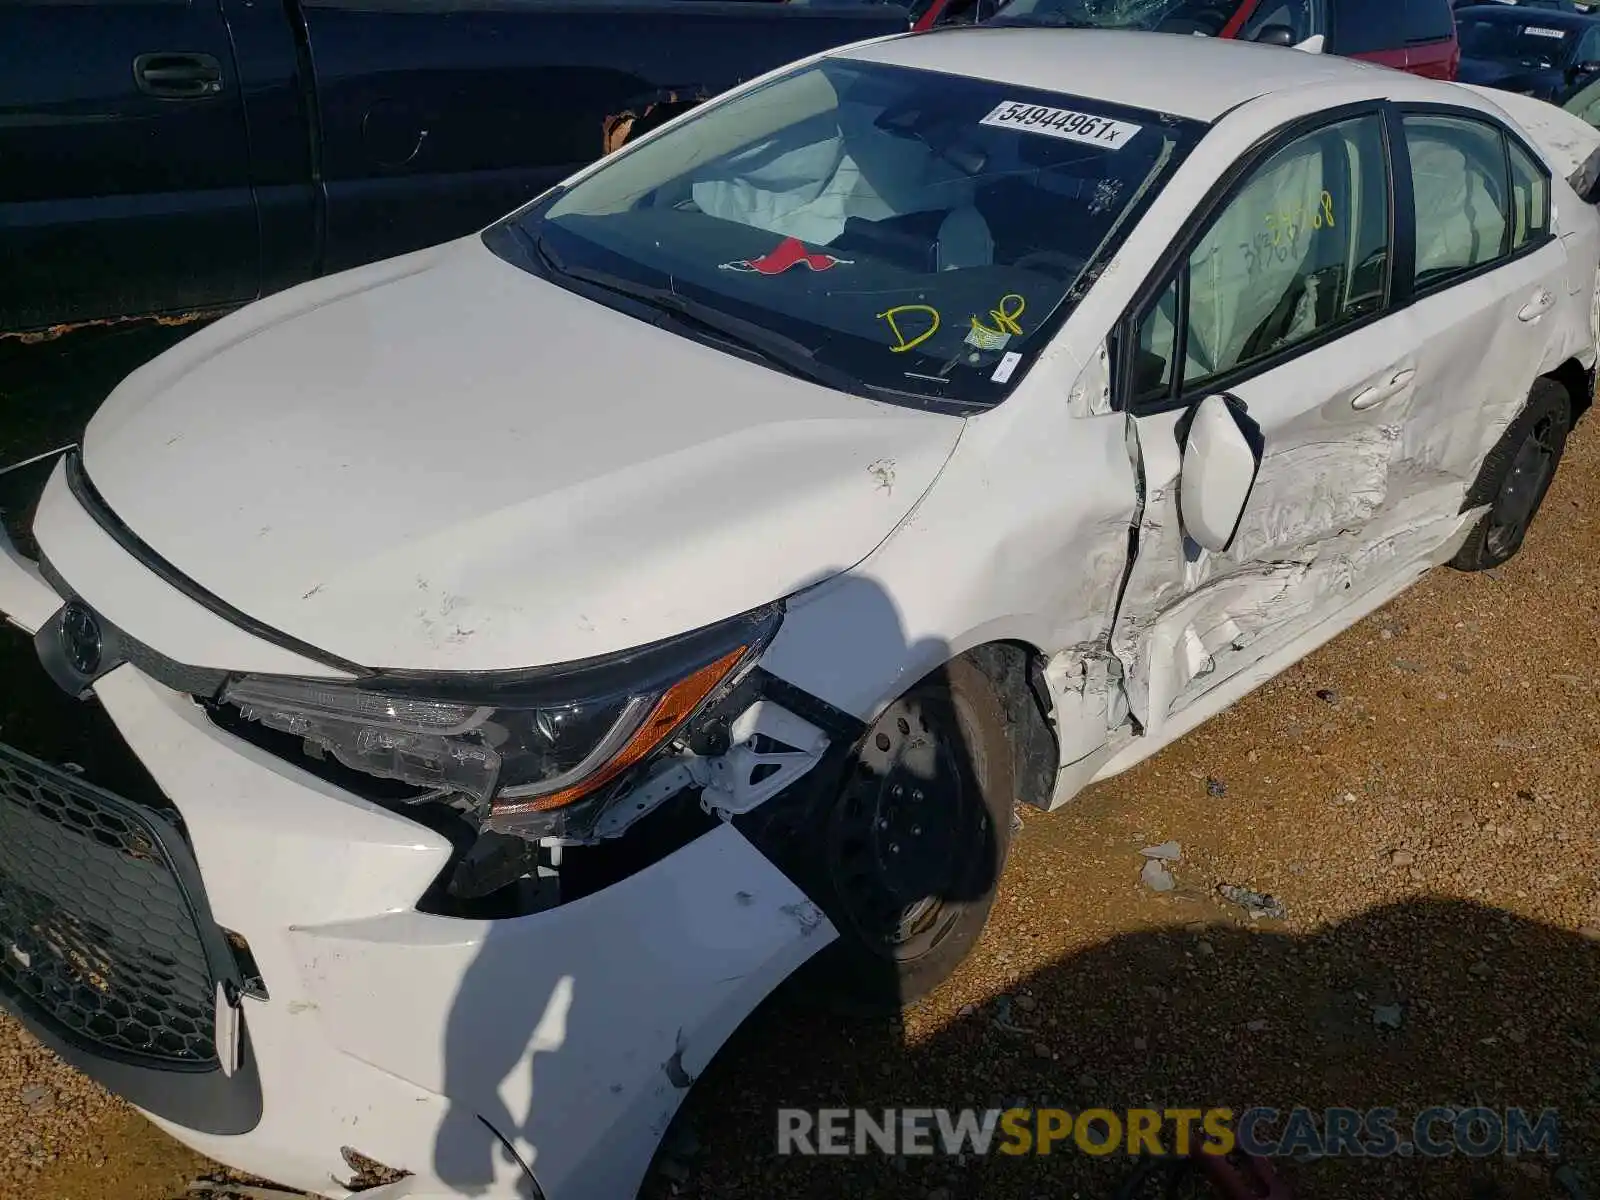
1,27,1597,1200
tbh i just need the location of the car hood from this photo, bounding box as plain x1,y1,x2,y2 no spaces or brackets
82,238,963,672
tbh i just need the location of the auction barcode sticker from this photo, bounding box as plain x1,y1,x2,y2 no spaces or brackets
1524,25,1566,38
980,101,1142,149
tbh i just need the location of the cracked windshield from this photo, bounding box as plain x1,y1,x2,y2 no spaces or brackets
989,0,1255,34
490,58,1199,407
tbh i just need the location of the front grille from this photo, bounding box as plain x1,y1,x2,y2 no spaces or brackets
0,743,219,1067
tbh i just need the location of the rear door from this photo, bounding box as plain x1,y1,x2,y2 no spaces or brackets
0,0,260,332
297,0,911,274
1392,108,1572,515
1112,108,1428,740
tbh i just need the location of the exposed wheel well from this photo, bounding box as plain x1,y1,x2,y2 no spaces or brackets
1546,356,1595,426
960,641,1058,813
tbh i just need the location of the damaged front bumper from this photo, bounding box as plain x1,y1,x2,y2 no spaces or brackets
0,478,838,1200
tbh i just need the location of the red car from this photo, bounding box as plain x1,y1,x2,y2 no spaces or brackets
917,0,1461,81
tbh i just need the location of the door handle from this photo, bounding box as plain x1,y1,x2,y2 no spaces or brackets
1349,368,1416,411
133,53,223,99
1517,288,1556,322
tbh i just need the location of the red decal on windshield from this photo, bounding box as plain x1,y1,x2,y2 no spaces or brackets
720,237,853,275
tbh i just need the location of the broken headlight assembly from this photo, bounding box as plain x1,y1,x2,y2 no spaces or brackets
219,604,783,840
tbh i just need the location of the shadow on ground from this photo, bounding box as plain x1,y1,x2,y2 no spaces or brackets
662,898,1599,1200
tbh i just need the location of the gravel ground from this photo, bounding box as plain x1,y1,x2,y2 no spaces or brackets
0,330,1596,1199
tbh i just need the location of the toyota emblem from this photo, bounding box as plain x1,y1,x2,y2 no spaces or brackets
59,602,103,677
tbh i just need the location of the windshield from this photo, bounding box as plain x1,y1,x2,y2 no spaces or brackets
487,59,1199,409
1459,17,1575,66
989,0,1248,33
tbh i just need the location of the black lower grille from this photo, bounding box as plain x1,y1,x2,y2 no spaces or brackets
0,742,218,1068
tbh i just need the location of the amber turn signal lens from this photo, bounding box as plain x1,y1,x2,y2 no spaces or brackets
502,644,750,815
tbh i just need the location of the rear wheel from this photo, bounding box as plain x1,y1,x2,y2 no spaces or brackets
802,657,1014,1012
1449,377,1571,571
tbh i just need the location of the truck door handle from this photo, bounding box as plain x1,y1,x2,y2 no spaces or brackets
1350,368,1416,411
133,53,223,99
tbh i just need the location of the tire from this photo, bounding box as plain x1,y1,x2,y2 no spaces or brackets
798,657,1015,1013
1449,377,1572,572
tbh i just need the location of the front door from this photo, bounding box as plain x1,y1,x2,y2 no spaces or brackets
1111,108,1432,742
0,0,260,332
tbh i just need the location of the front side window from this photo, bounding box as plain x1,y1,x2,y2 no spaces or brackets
488,60,1199,409
1132,275,1180,405
1406,114,1510,289
1132,113,1391,404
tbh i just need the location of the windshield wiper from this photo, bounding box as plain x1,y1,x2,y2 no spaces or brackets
506,224,986,412
528,231,871,394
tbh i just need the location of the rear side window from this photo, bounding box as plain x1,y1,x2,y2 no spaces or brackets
1403,0,1454,44
1508,139,1551,251
1406,114,1511,289
1329,0,1393,55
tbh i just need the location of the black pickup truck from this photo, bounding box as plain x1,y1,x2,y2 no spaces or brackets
0,0,914,337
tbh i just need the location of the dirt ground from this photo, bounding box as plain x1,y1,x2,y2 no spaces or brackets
0,327,1597,1200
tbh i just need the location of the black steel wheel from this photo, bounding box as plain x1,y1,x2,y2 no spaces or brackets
1450,378,1572,571
803,657,1014,1011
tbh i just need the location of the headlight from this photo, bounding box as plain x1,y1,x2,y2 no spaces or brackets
221,604,781,836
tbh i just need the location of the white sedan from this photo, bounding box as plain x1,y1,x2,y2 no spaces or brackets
0,27,1596,1200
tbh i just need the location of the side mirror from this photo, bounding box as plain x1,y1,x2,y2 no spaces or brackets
1178,394,1264,554
1253,24,1297,46
1572,59,1600,77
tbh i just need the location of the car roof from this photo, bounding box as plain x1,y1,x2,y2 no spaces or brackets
838,28,1454,123
1456,4,1597,22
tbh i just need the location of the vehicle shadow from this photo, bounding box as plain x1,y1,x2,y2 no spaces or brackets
668,896,1600,1200
431,576,1007,1198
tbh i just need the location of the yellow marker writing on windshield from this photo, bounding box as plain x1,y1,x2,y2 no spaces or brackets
878,304,941,353
966,294,1025,351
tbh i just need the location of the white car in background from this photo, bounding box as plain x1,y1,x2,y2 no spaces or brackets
1,27,1596,1200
